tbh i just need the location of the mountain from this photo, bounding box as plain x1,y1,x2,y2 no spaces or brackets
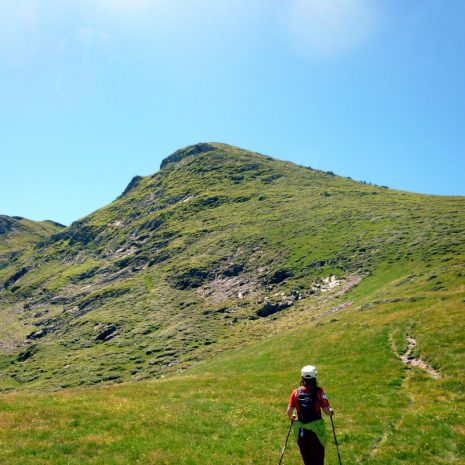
0,143,464,465
0,215,65,356
0,215,64,256
0,142,464,392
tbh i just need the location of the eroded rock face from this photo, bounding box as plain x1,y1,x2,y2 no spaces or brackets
256,300,291,317
17,345,38,362
170,268,210,290
266,269,293,285
221,264,244,277
256,290,300,317
27,327,53,341
95,324,118,342
4,267,30,289
0,216,13,235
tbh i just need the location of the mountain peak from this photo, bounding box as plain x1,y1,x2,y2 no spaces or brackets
160,142,233,169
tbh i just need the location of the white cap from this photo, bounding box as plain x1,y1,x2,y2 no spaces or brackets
301,365,317,379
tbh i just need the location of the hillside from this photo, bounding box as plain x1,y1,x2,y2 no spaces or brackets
0,215,64,258
0,143,464,394
0,241,463,464
0,216,64,354
0,214,64,305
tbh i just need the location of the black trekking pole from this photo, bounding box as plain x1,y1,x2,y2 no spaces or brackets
278,419,294,465
330,415,342,465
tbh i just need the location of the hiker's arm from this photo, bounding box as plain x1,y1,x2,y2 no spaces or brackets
287,406,296,421
323,406,334,416
287,391,297,421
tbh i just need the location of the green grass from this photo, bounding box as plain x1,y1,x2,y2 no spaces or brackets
0,143,464,463
0,264,463,464
0,216,63,284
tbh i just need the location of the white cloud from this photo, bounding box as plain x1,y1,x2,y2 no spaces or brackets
285,0,378,58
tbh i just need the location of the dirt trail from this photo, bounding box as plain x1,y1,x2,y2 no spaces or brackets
400,336,441,379
310,300,353,321
370,333,441,458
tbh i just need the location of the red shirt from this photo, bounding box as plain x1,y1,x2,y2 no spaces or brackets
288,386,330,420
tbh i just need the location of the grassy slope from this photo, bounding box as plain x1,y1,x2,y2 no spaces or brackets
0,216,64,353
0,143,463,464
1,143,464,393
0,263,463,465
0,215,64,292
0,216,63,264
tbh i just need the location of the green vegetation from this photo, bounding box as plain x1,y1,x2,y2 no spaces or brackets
0,265,463,464
0,143,464,463
0,216,64,283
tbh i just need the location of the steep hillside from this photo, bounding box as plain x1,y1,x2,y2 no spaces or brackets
0,143,464,392
0,215,64,261
0,216,64,354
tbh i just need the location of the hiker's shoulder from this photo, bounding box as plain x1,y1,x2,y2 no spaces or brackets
290,387,301,396
317,387,329,402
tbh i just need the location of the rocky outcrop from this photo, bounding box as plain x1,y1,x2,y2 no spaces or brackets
140,216,164,232
256,290,300,317
221,264,244,277
95,324,119,342
265,269,293,285
26,327,53,341
120,175,143,197
4,267,29,289
256,300,292,317
160,143,216,169
171,268,210,290
16,345,38,362
261,173,283,184
0,216,13,235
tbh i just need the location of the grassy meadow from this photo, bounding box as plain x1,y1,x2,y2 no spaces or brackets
0,263,463,465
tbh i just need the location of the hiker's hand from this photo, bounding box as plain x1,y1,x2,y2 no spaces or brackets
329,408,334,416
291,414,297,421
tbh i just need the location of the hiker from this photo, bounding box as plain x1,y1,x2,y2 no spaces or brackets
287,365,333,465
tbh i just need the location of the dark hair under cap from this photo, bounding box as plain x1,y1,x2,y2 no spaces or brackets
301,376,318,388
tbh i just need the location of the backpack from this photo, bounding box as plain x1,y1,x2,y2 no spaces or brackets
296,386,320,423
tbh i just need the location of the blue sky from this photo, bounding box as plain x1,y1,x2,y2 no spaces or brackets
1,0,464,225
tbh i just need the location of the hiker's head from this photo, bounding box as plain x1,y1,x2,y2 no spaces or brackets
301,365,317,388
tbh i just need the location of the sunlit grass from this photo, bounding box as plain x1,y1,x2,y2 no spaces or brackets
0,266,463,464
